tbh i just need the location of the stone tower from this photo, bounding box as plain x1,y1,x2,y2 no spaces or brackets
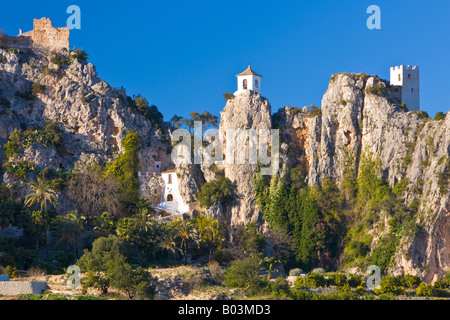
235,65,262,95
390,65,420,111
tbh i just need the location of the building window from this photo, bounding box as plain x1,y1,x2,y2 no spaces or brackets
167,194,173,202
398,74,401,82
411,88,414,93
255,79,259,88
168,174,172,184
408,74,411,80
243,79,247,89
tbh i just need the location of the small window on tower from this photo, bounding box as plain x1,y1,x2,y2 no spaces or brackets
398,74,401,82
411,88,414,93
255,79,259,88
168,174,172,184
408,74,411,79
243,79,247,90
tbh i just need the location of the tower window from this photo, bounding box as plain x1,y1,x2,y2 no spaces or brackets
168,174,172,184
255,79,259,88
398,74,401,82
408,74,411,79
243,79,247,89
411,88,414,93
167,194,173,202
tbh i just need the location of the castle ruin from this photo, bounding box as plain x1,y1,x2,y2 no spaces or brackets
16,17,70,51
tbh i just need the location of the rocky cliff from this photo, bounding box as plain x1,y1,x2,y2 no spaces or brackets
0,45,171,207
0,34,448,281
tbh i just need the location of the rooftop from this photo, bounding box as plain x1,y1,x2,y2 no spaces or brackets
236,65,262,78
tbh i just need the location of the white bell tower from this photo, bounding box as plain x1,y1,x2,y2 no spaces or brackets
235,65,262,95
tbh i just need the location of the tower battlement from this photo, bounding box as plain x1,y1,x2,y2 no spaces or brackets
390,65,420,111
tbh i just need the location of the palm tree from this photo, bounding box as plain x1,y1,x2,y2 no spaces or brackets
31,210,48,258
176,220,199,265
24,177,58,258
24,177,58,212
198,216,221,261
94,212,115,237
154,231,181,263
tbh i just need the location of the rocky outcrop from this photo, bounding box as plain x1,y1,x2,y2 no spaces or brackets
273,73,449,281
219,90,272,226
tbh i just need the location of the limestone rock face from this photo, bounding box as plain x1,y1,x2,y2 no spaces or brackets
274,73,449,281
0,45,171,212
219,90,272,225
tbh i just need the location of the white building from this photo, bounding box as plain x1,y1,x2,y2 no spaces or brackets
157,167,189,214
234,65,262,95
390,65,420,111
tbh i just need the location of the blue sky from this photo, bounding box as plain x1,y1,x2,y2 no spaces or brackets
1,0,449,119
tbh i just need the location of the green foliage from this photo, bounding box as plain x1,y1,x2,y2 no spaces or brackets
415,282,436,297
365,83,386,96
70,48,89,62
128,94,164,127
2,161,36,179
106,130,140,206
197,176,234,208
234,222,266,256
414,110,430,120
224,255,262,288
31,82,45,97
433,112,446,121
3,122,64,159
371,235,398,273
340,99,347,106
107,261,154,300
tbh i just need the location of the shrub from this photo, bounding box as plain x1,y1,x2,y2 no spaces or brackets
223,93,235,101
270,276,290,296
70,48,89,62
197,176,234,208
304,273,326,288
415,110,430,120
434,112,446,121
31,82,45,96
365,83,386,96
340,99,347,106
208,261,224,284
355,285,366,296
224,255,261,288
4,265,19,278
212,248,234,266
403,274,421,288
415,282,436,297
290,288,313,300
289,268,304,276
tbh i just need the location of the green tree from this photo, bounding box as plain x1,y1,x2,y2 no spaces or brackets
197,216,223,261
106,130,140,208
225,255,262,288
93,212,116,237
107,261,154,300
154,230,182,263
197,176,234,209
175,219,199,265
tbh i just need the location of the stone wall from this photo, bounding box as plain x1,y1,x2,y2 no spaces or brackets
0,281,47,295
18,17,69,51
